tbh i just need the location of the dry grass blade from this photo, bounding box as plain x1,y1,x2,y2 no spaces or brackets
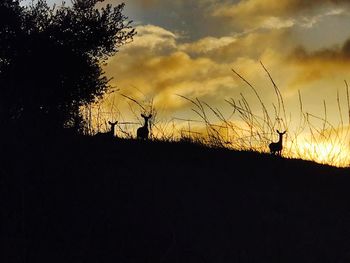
120,94,147,111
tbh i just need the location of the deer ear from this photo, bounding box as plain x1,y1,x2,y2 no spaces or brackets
149,114,152,118
283,131,286,134
276,129,280,133
141,114,145,118
108,121,112,125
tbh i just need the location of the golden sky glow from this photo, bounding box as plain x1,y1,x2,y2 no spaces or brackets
101,0,350,116
36,0,350,166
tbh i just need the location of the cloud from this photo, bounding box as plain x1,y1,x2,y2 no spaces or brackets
212,0,349,30
106,48,234,110
108,0,235,40
104,25,238,114
213,0,349,18
103,23,305,126
179,36,238,54
129,24,177,51
261,17,295,29
98,0,350,128
180,29,294,64
284,39,350,87
291,38,350,61
102,21,306,115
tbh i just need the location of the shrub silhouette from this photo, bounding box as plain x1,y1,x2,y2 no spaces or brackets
0,0,135,134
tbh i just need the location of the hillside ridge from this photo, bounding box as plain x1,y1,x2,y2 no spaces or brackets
2,135,350,263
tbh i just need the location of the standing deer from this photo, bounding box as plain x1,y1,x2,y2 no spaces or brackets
96,121,118,138
269,130,286,156
137,114,152,140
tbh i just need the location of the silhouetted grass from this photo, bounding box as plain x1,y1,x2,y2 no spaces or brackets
80,63,350,167
173,63,350,167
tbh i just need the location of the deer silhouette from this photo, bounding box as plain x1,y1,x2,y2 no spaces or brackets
137,114,152,140
269,130,286,156
96,121,118,138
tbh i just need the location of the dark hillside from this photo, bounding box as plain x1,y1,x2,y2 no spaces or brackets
2,136,350,263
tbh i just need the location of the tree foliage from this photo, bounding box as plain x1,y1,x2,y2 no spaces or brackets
0,0,135,133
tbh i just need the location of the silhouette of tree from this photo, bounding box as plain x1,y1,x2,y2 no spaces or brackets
0,0,135,134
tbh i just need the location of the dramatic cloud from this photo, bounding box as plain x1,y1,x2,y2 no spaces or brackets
105,25,236,113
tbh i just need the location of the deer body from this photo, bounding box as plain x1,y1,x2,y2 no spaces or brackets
269,130,286,156
96,121,118,139
137,114,152,140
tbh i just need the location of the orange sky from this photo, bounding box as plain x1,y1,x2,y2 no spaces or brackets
35,1,350,121
100,0,350,120
28,0,350,166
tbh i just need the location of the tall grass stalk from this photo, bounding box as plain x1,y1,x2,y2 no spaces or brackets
82,66,350,167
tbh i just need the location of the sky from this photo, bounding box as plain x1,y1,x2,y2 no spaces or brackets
103,0,350,120
31,0,350,117
23,0,350,165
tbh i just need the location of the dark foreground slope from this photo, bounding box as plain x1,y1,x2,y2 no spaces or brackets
2,135,350,263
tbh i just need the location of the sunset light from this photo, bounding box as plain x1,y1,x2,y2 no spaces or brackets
19,0,350,167
293,139,350,167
